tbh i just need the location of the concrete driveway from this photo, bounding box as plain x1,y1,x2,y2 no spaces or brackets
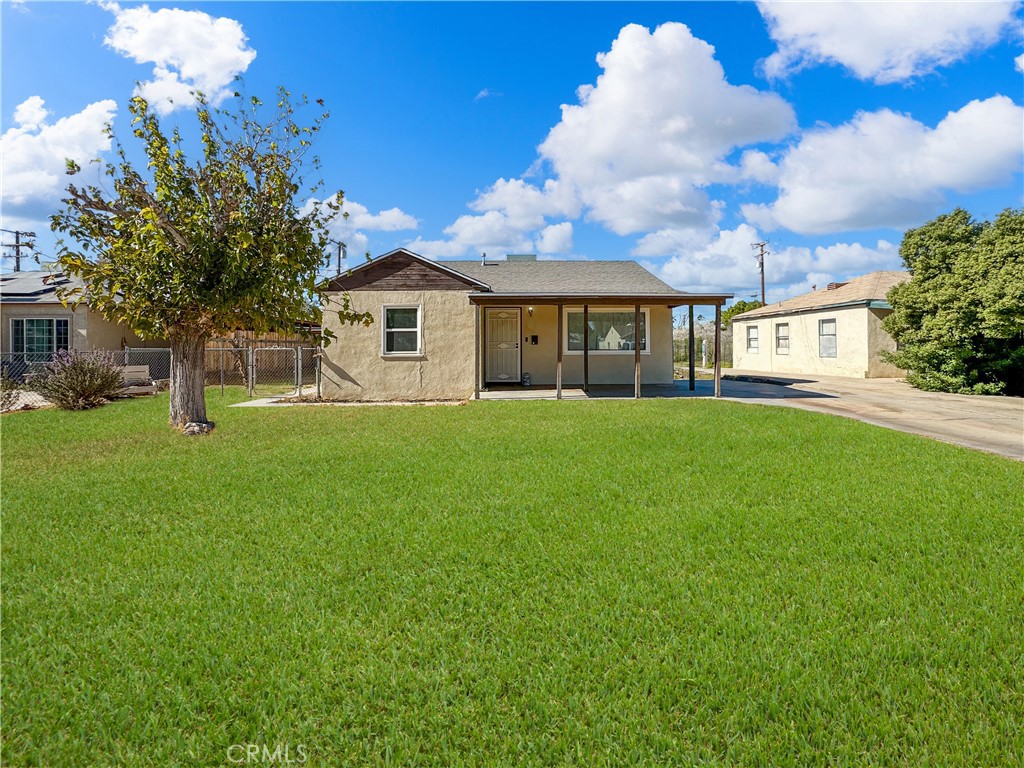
725,371,1024,461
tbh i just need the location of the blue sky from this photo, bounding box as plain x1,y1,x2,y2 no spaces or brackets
2,1,1022,305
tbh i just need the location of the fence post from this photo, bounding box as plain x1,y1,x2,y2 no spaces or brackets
247,347,254,398
296,347,302,397
124,347,130,366
316,346,322,400
220,348,225,396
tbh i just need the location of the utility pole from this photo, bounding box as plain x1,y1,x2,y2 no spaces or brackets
1,228,37,272
326,239,347,276
751,241,768,304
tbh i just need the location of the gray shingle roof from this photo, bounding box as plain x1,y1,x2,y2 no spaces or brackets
0,271,84,304
732,271,910,320
437,259,690,296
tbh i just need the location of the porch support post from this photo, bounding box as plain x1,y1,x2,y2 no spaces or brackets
583,304,590,393
474,303,481,399
714,303,722,398
556,303,563,400
634,304,642,399
688,304,695,391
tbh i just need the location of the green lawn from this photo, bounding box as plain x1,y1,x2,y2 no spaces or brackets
2,393,1022,766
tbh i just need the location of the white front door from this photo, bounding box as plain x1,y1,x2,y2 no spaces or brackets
485,308,521,383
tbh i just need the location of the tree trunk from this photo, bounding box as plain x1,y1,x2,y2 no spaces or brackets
169,331,209,427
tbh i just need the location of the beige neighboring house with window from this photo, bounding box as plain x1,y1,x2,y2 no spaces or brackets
321,249,731,401
731,271,910,378
1,271,167,360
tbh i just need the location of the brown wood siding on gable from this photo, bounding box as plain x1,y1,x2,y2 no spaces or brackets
332,255,476,291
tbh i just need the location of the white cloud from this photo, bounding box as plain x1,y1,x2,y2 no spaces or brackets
101,2,256,115
758,1,1021,83
539,22,795,235
302,196,418,261
645,223,901,297
1016,53,1024,73
738,149,779,185
470,178,580,229
13,96,49,130
1,97,117,217
536,222,574,254
747,96,1024,234
416,22,795,257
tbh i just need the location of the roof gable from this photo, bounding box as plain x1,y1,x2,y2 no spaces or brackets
326,249,490,292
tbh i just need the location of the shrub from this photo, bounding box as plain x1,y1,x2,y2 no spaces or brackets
33,350,125,410
0,368,23,412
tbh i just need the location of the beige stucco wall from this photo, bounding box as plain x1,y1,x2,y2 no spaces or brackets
732,305,877,377
866,308,906,377
519,305,674,386
0,303,169,354
320,289,477,401
0,303,88,353
321,295,677,401
86,310,168,350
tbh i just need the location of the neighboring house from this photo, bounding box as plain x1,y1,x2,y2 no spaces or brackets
731,270,910,378
322,249,731,401
0,271,167,361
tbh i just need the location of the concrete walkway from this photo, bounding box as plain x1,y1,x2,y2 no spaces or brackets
724,371,1024,461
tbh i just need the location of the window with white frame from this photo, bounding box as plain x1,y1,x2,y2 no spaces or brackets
746,325,759,353
775,323,790,354
382,305,421,355
566,309,647,353
819,318,837,358
11,318,70,357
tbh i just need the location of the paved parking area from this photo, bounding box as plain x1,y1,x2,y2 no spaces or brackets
725,371,1024,461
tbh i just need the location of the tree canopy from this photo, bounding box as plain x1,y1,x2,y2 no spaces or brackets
722,300,764,327
883,208,1024,396
51,88,365,427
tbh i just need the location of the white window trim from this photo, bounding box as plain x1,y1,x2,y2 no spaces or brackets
380,304,422,357
818,318,838,359
562,306,651,356
746,325,759,354
10,317,71,356
775,322,790,355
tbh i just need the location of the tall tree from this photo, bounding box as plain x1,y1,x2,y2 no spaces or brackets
52,89,366,428
722,299,764,327
883,208,1024,395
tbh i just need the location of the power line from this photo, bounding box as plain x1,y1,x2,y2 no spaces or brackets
1,228,37,272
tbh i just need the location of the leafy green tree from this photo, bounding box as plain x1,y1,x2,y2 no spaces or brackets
883,208,1024,395
722,299,764,327
52,89,367,428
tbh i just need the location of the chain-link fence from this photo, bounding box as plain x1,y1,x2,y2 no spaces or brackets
1,344,321,412
1,353,52,411
672,329,733,368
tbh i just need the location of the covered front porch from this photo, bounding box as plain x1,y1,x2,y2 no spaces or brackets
470,293,729,400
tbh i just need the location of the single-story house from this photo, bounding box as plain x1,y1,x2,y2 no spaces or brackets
322,249,732,401
730,270,910,378
0,270,168,361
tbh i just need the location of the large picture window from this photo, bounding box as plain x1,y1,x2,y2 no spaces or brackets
566,309,647,353
819,318,837,358
382,305,421,355
11,318,69,356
